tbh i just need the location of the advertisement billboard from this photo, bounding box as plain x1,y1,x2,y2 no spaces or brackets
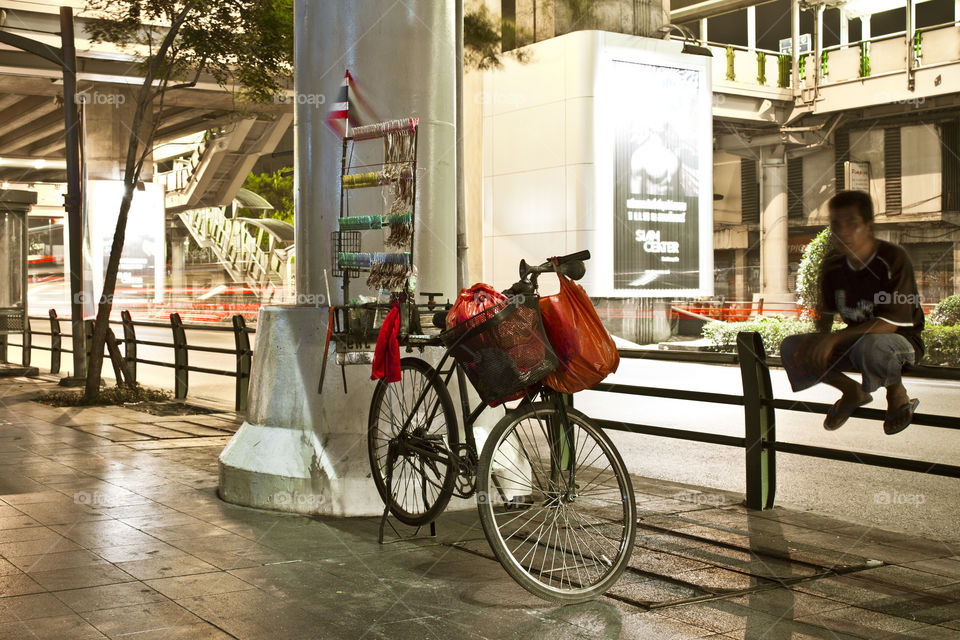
596,44,713,297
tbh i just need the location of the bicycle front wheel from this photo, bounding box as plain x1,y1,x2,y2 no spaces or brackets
476,402,636,602
368,357,459,526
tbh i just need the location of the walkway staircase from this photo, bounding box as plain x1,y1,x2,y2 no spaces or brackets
177,207,295,303
159,113,292,213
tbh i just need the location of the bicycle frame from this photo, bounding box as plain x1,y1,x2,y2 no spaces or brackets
386,345,578,503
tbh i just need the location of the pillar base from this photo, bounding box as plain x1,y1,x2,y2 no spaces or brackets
218,305,384,516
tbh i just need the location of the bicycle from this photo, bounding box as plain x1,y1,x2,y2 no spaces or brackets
365,250,636,603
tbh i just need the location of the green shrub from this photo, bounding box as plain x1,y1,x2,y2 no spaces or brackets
702,318,960,368
921,325,960,367
701,316,844,354
929,295,960,326
796,228,832,319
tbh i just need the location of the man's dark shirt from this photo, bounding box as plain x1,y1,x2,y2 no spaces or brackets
818,240,925,360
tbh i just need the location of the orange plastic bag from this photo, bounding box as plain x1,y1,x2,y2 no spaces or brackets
446,283,507,329
539,274,619,394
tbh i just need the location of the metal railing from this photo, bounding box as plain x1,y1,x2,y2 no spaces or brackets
178,207,295,300
1,309,253,411
594,332,960,510
4,316,959,510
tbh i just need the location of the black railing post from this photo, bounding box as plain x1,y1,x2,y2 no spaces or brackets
21,316,31,367
49,309,61,375
83,319,94,373
0,333,6,363
232,315,251,412
171,313,188,400
121,310,137,385
736,331,776,510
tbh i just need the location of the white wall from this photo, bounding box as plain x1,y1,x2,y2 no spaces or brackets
482,30,713,297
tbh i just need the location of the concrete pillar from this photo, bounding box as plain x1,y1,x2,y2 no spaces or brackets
81,85,162,311
219,0,459,516
760,150,792,306
169,228,186,300
862,16,870,42
840,9,849,46
747,6,757,51
85,86,152,182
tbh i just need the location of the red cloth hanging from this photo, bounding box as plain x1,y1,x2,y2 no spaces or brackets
371,305,401,383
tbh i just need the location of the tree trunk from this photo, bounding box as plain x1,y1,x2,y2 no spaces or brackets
82,2,196,402
84,185,136,399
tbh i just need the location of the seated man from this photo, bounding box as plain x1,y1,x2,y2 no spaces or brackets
780,190,924,435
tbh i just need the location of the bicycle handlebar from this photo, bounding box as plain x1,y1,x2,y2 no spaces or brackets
519,250,591,281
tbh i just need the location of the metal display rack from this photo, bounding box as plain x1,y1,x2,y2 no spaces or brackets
327,118,447,360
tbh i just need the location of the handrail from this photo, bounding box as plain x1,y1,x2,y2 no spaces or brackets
594,335,960,511
2,310,254,411
6,314,960,508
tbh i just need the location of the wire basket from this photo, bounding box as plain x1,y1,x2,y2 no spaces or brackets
440,295,558,405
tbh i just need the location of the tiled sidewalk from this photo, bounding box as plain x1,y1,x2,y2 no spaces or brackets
0,375,957,639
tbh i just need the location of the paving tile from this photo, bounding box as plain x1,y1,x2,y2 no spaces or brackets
0,592,73,622
0,535,83,557
80,599,203,636
8,549,110,573
92,540,187,564
901,557,960,581
0,515,42,531
656,599,787,634
796,605,927,637
176,589,353,640
115,553,220,580
726,588,849,619
145,572,256,599
855,564,959,591
28,563,135,591
0,613,106,639
52,580,168,613
0,573,45,597
157,421,232,437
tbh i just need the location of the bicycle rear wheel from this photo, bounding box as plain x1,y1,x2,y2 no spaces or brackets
368,357,459,526
476,402,636,602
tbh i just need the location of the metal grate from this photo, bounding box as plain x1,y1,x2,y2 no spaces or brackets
330,231,361,278
834,129,850,190
740,158,760,224
941,120,960,213
884,127,902,213
0,309,24,335
787,157,804,221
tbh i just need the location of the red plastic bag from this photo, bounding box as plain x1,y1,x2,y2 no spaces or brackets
539,274,619,394
446,283,507,329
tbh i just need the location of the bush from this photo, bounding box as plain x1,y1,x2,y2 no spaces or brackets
929,295,960,326
703,318,960,368
796,228,832,318
701,316,845,354
921,325,960,367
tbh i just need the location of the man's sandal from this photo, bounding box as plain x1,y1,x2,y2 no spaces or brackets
883,398,919,436
824,397,871,431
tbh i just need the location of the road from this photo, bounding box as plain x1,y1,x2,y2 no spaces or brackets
10,329,959,541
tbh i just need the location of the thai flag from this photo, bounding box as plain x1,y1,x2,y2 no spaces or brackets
326,70,377,138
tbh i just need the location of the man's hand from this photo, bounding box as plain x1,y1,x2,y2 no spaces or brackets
810,333,841,370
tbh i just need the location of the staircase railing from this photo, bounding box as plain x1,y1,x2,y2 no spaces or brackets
179,207,294,302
